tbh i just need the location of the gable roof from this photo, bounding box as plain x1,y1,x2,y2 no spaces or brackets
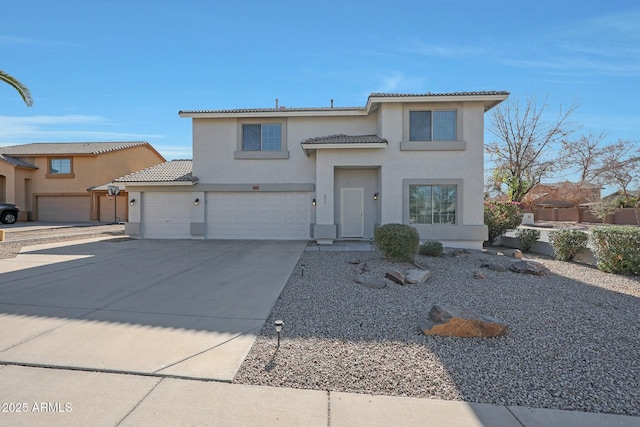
0,141,160,156
114,159,195,184
179,91,510,118
0,153,38,169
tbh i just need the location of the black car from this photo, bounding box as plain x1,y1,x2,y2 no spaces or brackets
0,203,19,224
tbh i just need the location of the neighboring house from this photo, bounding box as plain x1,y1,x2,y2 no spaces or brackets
524,181,602,208
0,142,165,222
125,91,508,249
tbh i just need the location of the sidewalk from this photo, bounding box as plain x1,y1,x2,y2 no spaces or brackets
1,364,638,427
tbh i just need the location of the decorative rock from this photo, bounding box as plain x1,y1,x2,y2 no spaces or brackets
450,248,470,257
510,260,550,276
481,262,507,272
507,249,523,259
473,271,486,279
385,269,406,285
348,258,362,265
354,276,387,289
405,269,431,284
355,262,369,274
419,304,508,338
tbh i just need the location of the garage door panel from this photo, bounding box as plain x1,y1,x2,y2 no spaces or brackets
38,196,91,222
143,193,191,239
206,192,310,240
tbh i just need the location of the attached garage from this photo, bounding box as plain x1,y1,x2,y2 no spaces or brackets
37,195,91,222
98,195,127,223
142,192,191,239
206,192,310,240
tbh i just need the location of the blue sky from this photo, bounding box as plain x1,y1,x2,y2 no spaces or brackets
1,1,639,176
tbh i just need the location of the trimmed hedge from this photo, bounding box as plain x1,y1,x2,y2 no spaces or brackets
590,226,640,276
419,240,444,257
374,223,419,261
548,228,589,261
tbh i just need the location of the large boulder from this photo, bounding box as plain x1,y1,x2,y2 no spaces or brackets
509,260,549,276
419,304,508,338
405,269,431,284
385,269,406,285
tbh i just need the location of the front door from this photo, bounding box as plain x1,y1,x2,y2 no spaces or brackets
341,187,364,238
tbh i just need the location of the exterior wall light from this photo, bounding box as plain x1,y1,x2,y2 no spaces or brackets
373,192,379,201
274,320,284,347
129,199,135,206
312,198,316,206
194,198,200,206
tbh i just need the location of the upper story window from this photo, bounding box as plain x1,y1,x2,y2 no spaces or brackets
46,158,74,177
409,110,457,141
242,123,282,151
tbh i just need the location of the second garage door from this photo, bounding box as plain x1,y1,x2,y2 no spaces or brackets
206,192,310,240
143,192,191,239
38,196,91,222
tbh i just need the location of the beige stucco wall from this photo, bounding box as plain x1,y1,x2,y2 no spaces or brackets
188,100,490,248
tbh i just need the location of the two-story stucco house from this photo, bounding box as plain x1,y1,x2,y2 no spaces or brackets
0,142,165,222
124,91,508,249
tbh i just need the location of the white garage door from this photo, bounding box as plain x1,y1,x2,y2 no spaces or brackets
206,192,310,240
38,196,90,222
143,192,191,239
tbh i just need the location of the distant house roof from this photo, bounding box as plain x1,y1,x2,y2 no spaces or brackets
114,159,195,184
0,153,38,169
180,91,509,117
0,141,159,156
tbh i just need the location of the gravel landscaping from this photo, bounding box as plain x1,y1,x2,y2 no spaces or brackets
234,247,640,416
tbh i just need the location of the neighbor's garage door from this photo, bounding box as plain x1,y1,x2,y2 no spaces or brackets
38,195,91,222
142,192,191,239
99,195,127,223
206,192,310,239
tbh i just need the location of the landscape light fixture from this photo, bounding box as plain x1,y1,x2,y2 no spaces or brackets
129,199,135,206
194,198,200,206
301,263,306,277
274,320,284,347
312,198,317,206
373,192,379,201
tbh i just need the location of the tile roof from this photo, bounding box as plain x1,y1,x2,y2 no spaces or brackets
369,91,510,97
114,159,195,183
0,141,152,155
301,134,387,145
0,154,38,169
179,106,365,115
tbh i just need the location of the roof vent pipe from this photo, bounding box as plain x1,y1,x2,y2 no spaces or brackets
275,99,279,108
330,99,334,108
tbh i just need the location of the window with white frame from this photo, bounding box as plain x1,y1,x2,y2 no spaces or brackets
409,184,457,224
409,110,457,141
242,123,282,151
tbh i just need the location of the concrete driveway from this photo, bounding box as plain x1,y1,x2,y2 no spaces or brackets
0,238,306,381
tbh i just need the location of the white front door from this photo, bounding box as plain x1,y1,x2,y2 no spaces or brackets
341,187,364,238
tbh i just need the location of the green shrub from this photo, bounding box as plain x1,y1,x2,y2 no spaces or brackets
418,240,444,257
590,226,640,276
374,223,420,261
484,201,524,243
515,228,540,252
548,228,589,261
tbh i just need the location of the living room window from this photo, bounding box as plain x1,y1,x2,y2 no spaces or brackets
242,123,282,151
409,184,457,224
47,158,73,177
409,110,457,141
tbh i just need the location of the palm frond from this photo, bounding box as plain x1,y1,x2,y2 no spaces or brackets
0,69,33,107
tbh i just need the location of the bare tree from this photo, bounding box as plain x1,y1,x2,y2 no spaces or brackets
0,69,33,107
486,96,577,202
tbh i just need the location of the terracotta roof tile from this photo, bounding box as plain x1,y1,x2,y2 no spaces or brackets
114,159,194,183
0,141,152,155
301,134,387,145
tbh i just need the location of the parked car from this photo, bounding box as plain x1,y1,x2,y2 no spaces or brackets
0,203,19,224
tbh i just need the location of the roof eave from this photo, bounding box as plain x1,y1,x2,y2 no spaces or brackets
301,142,388,156
366,93,510,112
178,109,368,119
